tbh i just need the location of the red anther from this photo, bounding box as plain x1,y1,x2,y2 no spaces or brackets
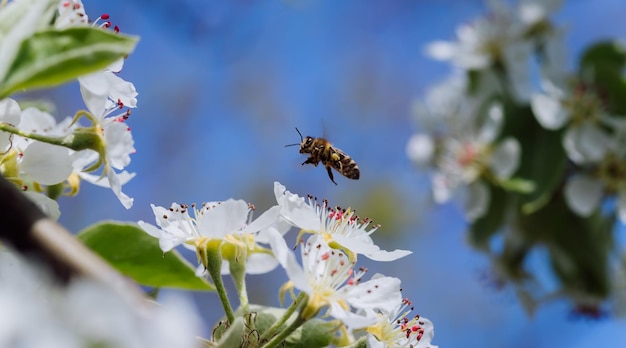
62,1,71,7
117,99,124,109
114,26,120,33
22,185,28,191
104,22,111,28
100,13,110,20
72,3,81,9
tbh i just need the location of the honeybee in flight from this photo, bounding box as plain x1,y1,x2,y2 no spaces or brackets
285,128,360,185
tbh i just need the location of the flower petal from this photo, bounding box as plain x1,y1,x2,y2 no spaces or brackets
489,137,521,179
21,142,73,185
564,175,603,217
531,93,568,130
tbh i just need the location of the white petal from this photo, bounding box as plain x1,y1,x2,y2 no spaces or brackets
406,133,434,166
564,175,603,216
106,169,134,209
21,142,73,185
503,42,532,102
104,72,138,108
362,248,412,262
0,98,21,150
424,41,458,61
345,276,402,311
334,234,412,262
137,221,162,239
489,137,520,179
329,302,376,330
0,98,21,124
242,253,278,275
462,181,490,221
22,191,60,220
197,199,249,238
478,102,504,143
531,93,568,130
243,205,281,234
273,182,320,231
265,227,309,292
79,80,107,117
563,122,610,164
107,58,125,73
103,122,135,170
432,173,455,203
79,170,136,188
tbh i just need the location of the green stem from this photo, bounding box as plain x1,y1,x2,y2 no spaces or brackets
258,292,307,344
0,123,67,146
204,248,235,324
260,293,309,348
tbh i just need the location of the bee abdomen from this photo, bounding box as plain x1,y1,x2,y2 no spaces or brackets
342,161,360,179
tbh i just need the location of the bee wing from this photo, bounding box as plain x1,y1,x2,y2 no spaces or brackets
329,147,360,180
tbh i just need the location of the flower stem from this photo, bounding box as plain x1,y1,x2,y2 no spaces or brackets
0,123,66,146
259,292,309,348
203,246,235,324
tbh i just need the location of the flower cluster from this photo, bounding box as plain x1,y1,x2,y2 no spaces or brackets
140,182,437,347
409,0,566,221
407,0,626,313
0,0,137,212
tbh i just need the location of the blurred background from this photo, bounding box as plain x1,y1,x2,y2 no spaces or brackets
50,0,626,346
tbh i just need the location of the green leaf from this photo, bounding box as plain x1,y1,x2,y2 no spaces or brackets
0,27,138,97
579,41,626,115
77,221,214,291
227,305,336,348
517,193,614,300
512,115,566,214
284,318,336,348
469,184,507,249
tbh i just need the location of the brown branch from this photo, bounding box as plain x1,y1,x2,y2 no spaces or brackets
0,175,147,306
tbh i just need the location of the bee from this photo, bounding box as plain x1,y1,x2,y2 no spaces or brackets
285,128,360,185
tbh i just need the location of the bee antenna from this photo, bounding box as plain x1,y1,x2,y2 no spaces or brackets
295,127,303,141
285,127,304,147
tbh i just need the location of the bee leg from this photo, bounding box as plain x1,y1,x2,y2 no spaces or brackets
326,166,338,185
302,157,319,167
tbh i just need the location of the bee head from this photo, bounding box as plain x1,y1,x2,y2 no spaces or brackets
299,136,314,153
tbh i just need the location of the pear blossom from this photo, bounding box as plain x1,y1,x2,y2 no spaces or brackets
138,199,281,275
531,78,616,164
8,107,74,186
272,182,411,262
425,0,532,102
564,148,626,223
364,298,437,348
271,235,403,329
424,102,520,221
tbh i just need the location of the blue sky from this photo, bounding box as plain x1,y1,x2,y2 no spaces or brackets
55,0,626,346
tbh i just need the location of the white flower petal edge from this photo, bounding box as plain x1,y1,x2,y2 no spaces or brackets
0,98,21,150
531,92,568,130
489,137,521,179
273,182,320,231
273,181,411,262
564,175,604,217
